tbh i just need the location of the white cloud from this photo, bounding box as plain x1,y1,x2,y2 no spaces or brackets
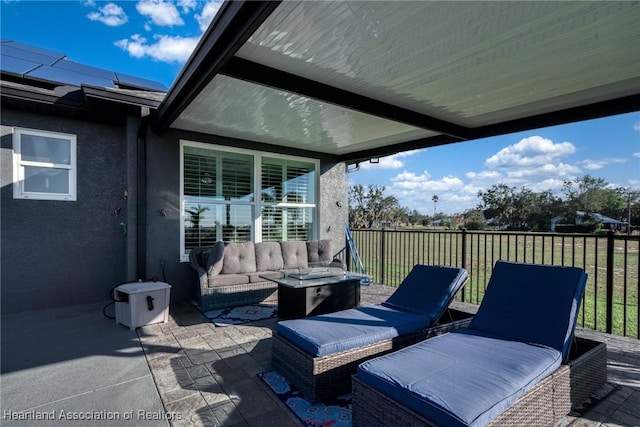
485,136,576,169
505,162,580,179
634,121,640,132
526,178,566,193
391,171,464,192
115,34,199,63
579,157,627,170
633,152,640,158
196,0,223,32
465,170,501,180
136,0,184,27
87,3,128,26
84,0,96,7
177,0,197,13
384,171,469,215
359,149,423,170
116,0,221,63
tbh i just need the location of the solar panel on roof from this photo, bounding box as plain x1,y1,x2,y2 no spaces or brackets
0,54,41,76
28,65,115,88
115,72,168,92
53,60,116,82
1,43,63,66
1,40,167,92
1,40,66,60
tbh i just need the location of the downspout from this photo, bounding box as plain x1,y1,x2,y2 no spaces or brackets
125,115,138,281
136,108,150,280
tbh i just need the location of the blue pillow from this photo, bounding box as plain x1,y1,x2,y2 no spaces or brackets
382,265,468,322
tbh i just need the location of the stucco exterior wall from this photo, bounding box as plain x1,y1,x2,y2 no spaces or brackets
143,128,349,304
0,111,349,312
1,109,131,313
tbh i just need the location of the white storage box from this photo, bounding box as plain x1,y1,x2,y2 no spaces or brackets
115,281,171,330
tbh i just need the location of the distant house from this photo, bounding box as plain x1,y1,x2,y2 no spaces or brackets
550,211,624,232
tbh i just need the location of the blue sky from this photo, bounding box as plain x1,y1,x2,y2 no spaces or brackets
2,1,639,215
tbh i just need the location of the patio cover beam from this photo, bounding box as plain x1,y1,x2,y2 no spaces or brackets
221,57,472,140
154,0,281,133
472,94,640,140
339,93,640,164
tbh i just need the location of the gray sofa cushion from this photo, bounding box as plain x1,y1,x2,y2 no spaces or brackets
306,239,333,264
280,241,309,269
255,242,284,271
222,242,256,274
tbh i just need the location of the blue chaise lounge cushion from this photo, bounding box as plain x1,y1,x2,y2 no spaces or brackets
467,260,587,361
355,260,588,426
381,264,469,320
276,305,431,357
357,329,562,427
276,264,468,357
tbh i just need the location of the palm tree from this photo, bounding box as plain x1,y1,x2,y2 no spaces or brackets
186,205,210,229
432,195,439,216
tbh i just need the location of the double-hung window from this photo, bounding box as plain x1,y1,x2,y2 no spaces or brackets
13,128,77,201
261,157,316,242
182,145,254,253
181,141,318,261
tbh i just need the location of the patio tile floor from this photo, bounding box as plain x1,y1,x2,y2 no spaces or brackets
2,284,639,426
138,284,640,427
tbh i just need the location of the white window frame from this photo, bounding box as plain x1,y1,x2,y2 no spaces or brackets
180,140,320,262
12,127,77,201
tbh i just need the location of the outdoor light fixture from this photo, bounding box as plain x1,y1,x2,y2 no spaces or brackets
370,158,379,164
347,162,360,173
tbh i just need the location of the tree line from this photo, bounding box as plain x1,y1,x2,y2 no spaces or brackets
348,175,640,232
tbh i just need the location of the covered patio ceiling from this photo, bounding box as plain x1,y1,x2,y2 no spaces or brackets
155,1,640,164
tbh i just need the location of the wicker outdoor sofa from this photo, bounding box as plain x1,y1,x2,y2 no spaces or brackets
189,239,342,311
352,261,607,427
273,264,472,402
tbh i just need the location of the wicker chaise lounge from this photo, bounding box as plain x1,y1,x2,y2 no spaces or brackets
352,260,607,427
273,264,471,402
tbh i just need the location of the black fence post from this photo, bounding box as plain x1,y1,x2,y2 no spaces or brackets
606,230,615,334
380,227,387,284
380,228,386,286
461,229,467,302
345,238,351,272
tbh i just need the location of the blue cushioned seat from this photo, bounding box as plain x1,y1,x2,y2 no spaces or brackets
355,260,588,427
276,265,468,357
357,330,562,427
276,305,431,356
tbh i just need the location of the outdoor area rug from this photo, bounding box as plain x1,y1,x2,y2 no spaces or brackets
258,370,351,427
202,303,278,327
260,370,620,427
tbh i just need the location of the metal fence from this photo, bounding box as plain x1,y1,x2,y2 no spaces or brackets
349,228,640,339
